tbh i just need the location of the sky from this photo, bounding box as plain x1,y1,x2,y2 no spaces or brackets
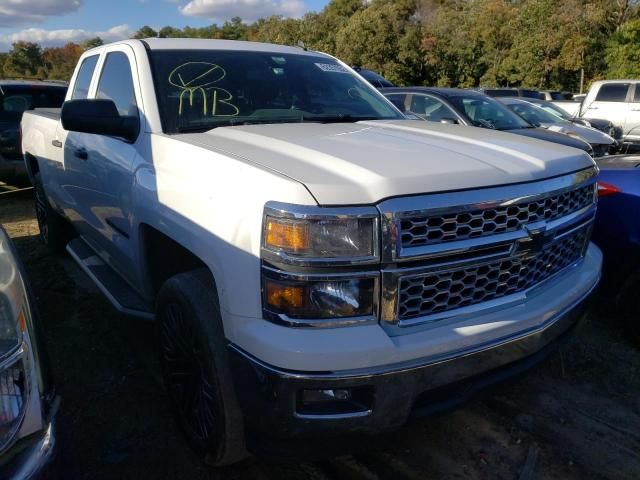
0,0,331,51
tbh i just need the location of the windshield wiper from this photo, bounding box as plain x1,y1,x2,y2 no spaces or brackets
175,125,219,134
175,115,386,133
301,114,384,124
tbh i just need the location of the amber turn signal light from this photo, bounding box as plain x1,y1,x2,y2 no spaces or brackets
265,218,310,252
265,281,305,311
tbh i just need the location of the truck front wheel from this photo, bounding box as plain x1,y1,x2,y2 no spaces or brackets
157,269,247,466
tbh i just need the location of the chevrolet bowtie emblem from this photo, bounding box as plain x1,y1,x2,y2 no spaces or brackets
519,223,555,255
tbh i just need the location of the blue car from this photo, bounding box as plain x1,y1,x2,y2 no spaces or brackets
593,155,640,345
593,155,640,256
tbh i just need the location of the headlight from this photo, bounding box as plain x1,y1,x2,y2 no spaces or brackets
0,246,24,360
261,203,380,327
262,270,378,327
262,202,379,265
0,230,37,453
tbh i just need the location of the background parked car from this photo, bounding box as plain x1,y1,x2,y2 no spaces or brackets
591,154,640,345
381,87,593,153
352,67,394,88
478,87,543,99
540,90,574,101
592,155,640,255
524,97,623,141
497,97,617,157
0,80,67,185
0,226,58,479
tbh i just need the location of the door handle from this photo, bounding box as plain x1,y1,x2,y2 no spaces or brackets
74,148,88,160
51,139,62,148
587,106,598,110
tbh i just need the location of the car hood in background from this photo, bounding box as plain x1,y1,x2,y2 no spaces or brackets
177,120,595,205
596,155,640,170
541,122,615,145
505,127,592,151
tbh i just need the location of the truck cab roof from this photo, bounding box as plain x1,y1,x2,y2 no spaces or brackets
138,37,326,56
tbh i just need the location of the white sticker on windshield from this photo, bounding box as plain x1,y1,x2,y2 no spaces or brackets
315,63,349,74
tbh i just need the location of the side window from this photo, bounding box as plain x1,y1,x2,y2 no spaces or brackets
633,85,640,103
409,95,457,122
385,94,407,112
595,83,630,102
96,52,137,116
71,55,99,100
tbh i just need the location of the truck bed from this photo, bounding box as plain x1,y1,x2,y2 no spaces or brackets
29,108,61,121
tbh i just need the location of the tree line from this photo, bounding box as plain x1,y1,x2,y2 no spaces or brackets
1,0,640,92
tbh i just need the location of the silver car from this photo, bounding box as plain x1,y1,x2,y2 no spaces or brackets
0,227,58,479
499,97,617,157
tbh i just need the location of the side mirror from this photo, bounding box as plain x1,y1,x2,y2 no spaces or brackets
61,99,139,143
440,118,458,125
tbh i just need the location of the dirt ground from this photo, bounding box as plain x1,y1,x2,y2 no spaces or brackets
1,190,639,480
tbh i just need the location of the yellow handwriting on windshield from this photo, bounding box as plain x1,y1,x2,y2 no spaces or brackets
168,62,239,117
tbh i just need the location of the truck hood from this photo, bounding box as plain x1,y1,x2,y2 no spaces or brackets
177,120,595,205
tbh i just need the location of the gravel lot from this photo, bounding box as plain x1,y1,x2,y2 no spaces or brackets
1,190,639,480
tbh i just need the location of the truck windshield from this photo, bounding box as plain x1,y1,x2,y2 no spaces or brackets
148,50,404,134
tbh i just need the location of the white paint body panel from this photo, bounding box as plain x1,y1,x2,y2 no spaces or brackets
22,38,599,372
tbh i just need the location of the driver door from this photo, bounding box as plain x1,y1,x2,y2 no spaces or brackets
61,46,143,283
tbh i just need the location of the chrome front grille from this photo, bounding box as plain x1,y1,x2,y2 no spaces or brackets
399,183,596,248
397,226,591,320
378,168,598,327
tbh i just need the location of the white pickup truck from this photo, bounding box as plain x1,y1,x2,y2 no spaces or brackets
553,80,640,145
21,39,602,464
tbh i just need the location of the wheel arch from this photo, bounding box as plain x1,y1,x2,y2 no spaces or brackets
139,223,216,297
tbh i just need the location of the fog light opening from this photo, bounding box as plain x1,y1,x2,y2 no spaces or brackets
297,386,373,416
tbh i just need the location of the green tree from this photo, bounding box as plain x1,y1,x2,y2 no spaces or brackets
133,25,158,39
219,17,248,40
0,53,7,76
606,18,640,78
82,37,104,50
335,0,423,85
2,42,44,78
250,16,302,45
42,43,84,80
159,26,185,38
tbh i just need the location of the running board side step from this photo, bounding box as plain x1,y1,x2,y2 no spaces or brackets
66,238,155,320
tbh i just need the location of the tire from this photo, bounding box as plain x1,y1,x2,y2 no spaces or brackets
33,172,74,253
157,269,247,466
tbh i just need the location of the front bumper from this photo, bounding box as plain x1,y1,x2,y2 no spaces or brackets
229,276,596,442
0,421,57,480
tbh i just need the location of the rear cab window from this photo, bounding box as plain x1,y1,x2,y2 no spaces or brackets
595,83,630,102
71,55,99,100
